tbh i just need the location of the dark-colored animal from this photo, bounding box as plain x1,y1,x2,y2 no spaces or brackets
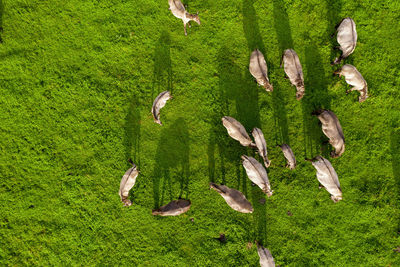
152,91,172,125
307,156,342,202
332,18,357,64
281,49,305,100
252,128,271,168
335,64,368,102
152,199,191,216
249,49,273,92
210,183,253,213
222,116,255,147
168,0,200,36
119,163,140,207
312,109,345,158
278,144,296,170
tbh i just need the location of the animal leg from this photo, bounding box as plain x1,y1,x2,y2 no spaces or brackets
188,21,191,28
333,69,342,76
184,22,187,36
346,87,357,94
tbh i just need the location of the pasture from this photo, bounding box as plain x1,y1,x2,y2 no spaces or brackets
1,0,399,265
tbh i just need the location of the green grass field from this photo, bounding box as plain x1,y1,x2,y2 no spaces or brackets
1,0,400,265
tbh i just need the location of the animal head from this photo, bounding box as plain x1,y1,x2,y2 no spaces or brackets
257,77,273,92
123,199,132,207
263,81,273,92
154,118,163,126
359,87,368,102
359,94,368,102
193,12,200,24
264,189,273,197
264,159,271,168
296,86,305,100
331,195,342,203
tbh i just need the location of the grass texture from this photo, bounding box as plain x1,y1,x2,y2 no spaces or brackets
1,0,400,265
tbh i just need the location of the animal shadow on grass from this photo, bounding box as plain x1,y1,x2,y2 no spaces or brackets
325,0,343,63
124,95,141,166
152,118,190,209
242,0,268,244
302,43,331,159
152,30,173,101
271,0,291,145
207,47,232,185
0,0,3,43
390,129,400,232
242,0,265,52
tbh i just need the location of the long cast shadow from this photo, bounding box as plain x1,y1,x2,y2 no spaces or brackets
0,0,3,43
207,46,234,185
302,43,331,159
273,0,294,52
271,0,291,145
152,30,173,102
390,129,400,232
325,0,343,64
242,0,266,52
152,118,190,209
242,0,266,244
124,94,141,165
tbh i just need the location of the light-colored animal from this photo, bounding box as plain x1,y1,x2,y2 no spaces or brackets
249,49,273,92
241,155,273,196
334,64,368,102
119,163,140,207
278,144,296,170
168,0,200,36
333,18,357,64
312,109,345,158
252,128,271,168
152,91,172,125
222,116,255,147
256,242,276,267
152,199,191,216
281,49,305,100
210,183,253,213
308,156,342,202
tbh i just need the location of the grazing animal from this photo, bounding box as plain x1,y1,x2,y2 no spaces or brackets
256,242,276,267
333,18,357,64
210,183,253,213
278,144,296,170
152,199,191,216
252,128,271,168
222,116,255,147
241,155,273,196
152,91,172,125
119,162,140,207
334,64,368,102
307,156,342,202
312,109,345,158
168,0,200,36
281,49,305,100
249,49,273,92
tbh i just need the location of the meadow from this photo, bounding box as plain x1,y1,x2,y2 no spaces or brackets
1,0,400,265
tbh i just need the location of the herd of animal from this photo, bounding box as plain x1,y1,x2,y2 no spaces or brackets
119,1,367,265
